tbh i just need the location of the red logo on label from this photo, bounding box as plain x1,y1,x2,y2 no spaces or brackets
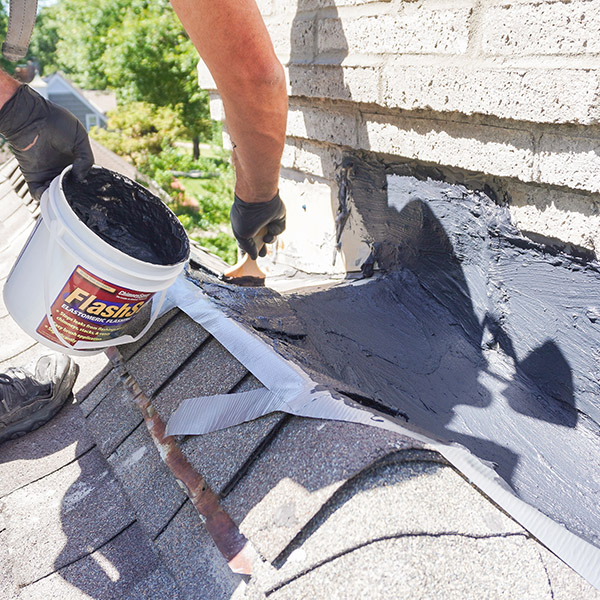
37,266,154,347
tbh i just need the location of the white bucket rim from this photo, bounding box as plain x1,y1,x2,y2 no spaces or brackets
42,164,189,278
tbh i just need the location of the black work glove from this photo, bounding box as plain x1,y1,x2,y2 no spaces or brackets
0,84,94,200
230,192,286,260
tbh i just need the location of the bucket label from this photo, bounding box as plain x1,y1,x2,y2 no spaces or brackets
37,265,154,347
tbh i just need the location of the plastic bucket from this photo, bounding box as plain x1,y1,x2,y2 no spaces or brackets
3,165,189,356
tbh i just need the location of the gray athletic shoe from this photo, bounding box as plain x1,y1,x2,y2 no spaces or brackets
0,354,79,444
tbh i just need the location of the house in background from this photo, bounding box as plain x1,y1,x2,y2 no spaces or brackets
30,71,117,131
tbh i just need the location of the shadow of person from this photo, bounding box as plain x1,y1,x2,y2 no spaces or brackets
0,400,92,493
259,179,581,493
289,0,373,271
484,315,577,426
281,199,523,485
0,364,155,598
53,441,162,599
513,341,576,424
282,0,597,549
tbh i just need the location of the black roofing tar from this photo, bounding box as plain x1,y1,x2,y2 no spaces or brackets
193,165,600,556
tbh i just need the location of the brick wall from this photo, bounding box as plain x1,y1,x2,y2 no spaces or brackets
201,0,600,273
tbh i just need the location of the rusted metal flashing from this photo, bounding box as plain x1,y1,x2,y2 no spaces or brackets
105,347,256,575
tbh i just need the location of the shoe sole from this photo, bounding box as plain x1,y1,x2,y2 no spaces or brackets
0,361,80,444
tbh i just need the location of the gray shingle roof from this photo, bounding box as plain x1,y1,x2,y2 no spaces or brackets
0,155,598,599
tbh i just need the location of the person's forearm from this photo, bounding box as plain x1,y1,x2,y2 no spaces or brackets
0,70,21,110
170,0,287,203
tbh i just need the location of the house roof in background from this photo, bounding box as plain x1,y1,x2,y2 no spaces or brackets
81,89,118,115
90,138,138,180
44,72,116,117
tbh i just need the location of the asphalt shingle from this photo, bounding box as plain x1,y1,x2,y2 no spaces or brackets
117,307,180,362
155,500,244,600
0,184,22,221
0,283,7,319
0,236,23,280
222,417,421,563
0,222,30,255
0,341,49,374
538,545,600,600
0,314,36,363
181,412,286,497
0,402,95,497
2,448,135,586
71,352,112,400
0,528,17,599
125,567,186,600
254,455,525,591
77,367,121,417
152,336,248,423
267,535,552,600
108,422,187,539
1,204,34,250
178,372,287,496
85,381,144,457
124,312,211,397
18,523,183,600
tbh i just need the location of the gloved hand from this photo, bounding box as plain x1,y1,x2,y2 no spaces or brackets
230,192,286,260
0,84,94,200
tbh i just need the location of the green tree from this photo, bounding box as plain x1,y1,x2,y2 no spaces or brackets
101,0,210,157
0,1,16,74
30,0,211,156
28,7,60,75
91,101,186,167
30,0,129,88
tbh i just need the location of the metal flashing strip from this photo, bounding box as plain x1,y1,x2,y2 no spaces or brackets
166,274,600,590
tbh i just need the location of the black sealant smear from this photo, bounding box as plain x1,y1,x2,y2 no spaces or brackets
191,156,600,555
63,167,189,265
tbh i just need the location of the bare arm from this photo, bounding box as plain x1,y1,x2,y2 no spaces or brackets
169,0,287,204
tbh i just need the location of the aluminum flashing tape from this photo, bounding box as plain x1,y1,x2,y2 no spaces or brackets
166,274,600,590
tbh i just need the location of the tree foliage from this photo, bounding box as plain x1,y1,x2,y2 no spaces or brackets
102,0,211,146
29,0,211,147
0,1,15,73
90,101,186,166
30,0,129,89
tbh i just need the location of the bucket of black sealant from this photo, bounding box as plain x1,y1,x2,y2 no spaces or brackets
4,165,190,356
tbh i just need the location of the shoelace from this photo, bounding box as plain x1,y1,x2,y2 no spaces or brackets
0,371,30,411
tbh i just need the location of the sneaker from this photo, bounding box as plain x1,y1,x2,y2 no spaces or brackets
0,354,79,444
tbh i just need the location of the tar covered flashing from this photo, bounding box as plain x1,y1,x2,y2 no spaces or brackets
190,157,600,553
